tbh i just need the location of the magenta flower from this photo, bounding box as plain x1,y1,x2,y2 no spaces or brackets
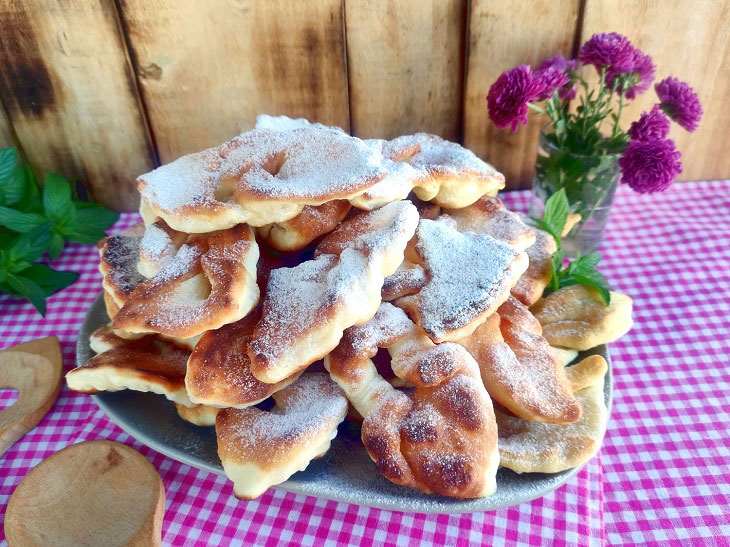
533,56,574,99
487,65,543,132
607,50,655,99
628,106,671,141
655,77,703,132
533,67,570,100
579,32,636,72
619,138,682,193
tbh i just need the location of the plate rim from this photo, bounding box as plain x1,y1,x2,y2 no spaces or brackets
77,292,612,513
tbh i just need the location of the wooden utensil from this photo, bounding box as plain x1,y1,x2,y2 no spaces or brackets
0,337,63,456
5,440,165,547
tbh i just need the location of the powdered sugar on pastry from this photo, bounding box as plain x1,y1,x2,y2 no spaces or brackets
216,373,347,499
112,224,259,339
444,196,536,251
325,303,499,498
139,127,387,232
455,297,581,424
248,201,419,384
137,219,187,278
396,218,528,342
385,133,505,208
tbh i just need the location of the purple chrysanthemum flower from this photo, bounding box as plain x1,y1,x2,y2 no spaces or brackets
536,55,577,73
619,138,682,193
607,50,655,99
536,56,578,100
628,105,671,141
487,65,543,132
532,66,570,100
579,32,636,72
655,77,703,132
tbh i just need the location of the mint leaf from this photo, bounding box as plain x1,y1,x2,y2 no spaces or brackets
49,232,65,260
7,225,52,264
531,218,561,244
0,147,18,181
0,206,48,232
543,188,569,242
60,205,118,244
5,273,47,315
21,264,78,296
3,166,28,205
43,173,75,224
570,252,601,273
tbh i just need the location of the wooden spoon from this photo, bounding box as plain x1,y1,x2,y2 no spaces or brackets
5,440,165,547
0,336,63,456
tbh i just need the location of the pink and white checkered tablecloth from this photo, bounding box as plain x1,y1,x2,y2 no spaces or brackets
1,180,729,546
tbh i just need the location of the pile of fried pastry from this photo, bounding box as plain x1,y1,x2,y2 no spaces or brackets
67,115,633,500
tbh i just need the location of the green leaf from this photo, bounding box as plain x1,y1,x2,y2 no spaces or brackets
14,164,43,213
543,187,569,238
0,206,48,232
43,173,75,224
21,263,78,297
530,218,561,244
0,147,18,181
570,252,601,274
3,166,29,205
5,273,47,315
61,205,118,244
49,232,65,260
7,224,52,264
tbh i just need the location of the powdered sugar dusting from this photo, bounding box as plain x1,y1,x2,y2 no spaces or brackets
407,219,522,339
140,127,388,215
255,114,344,133
225,374,347,451
386,133,500,178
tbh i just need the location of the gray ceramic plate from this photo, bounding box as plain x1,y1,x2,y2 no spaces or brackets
76,293,611,513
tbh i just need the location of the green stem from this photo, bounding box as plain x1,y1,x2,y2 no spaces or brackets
527,102,546,115
569,173,615,238
612,92,625,138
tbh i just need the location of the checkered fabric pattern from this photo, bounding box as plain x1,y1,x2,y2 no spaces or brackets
1,181,728,546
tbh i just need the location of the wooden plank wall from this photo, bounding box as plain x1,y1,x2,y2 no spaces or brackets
0,0,727,210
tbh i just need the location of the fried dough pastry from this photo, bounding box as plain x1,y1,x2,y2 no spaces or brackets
444,196,536,251
510,228,557,306
175,403,220,426
257,199,351,251
112,224,259,339
396,218,528,342
137,219,187,278
384,134,505,208
496,355,608,473
186,309,302,408
531,285,633,350
248,201,418,384
216,373,347,499
66,326,192,406
138,126,388,233
98,223,145,309
325,303,499,498
455,296,581,424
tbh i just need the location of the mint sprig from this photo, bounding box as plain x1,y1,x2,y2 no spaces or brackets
0,146,116,315
531,188,611,304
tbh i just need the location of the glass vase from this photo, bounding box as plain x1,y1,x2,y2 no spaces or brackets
528,128,620,256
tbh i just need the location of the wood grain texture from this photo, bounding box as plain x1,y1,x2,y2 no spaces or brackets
121,0,349,164
463,0,580,190
0,337,62,456
581,0,730,182
5,440,165,546
345,0,467,141
0,0,155,211
0,106,16,148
